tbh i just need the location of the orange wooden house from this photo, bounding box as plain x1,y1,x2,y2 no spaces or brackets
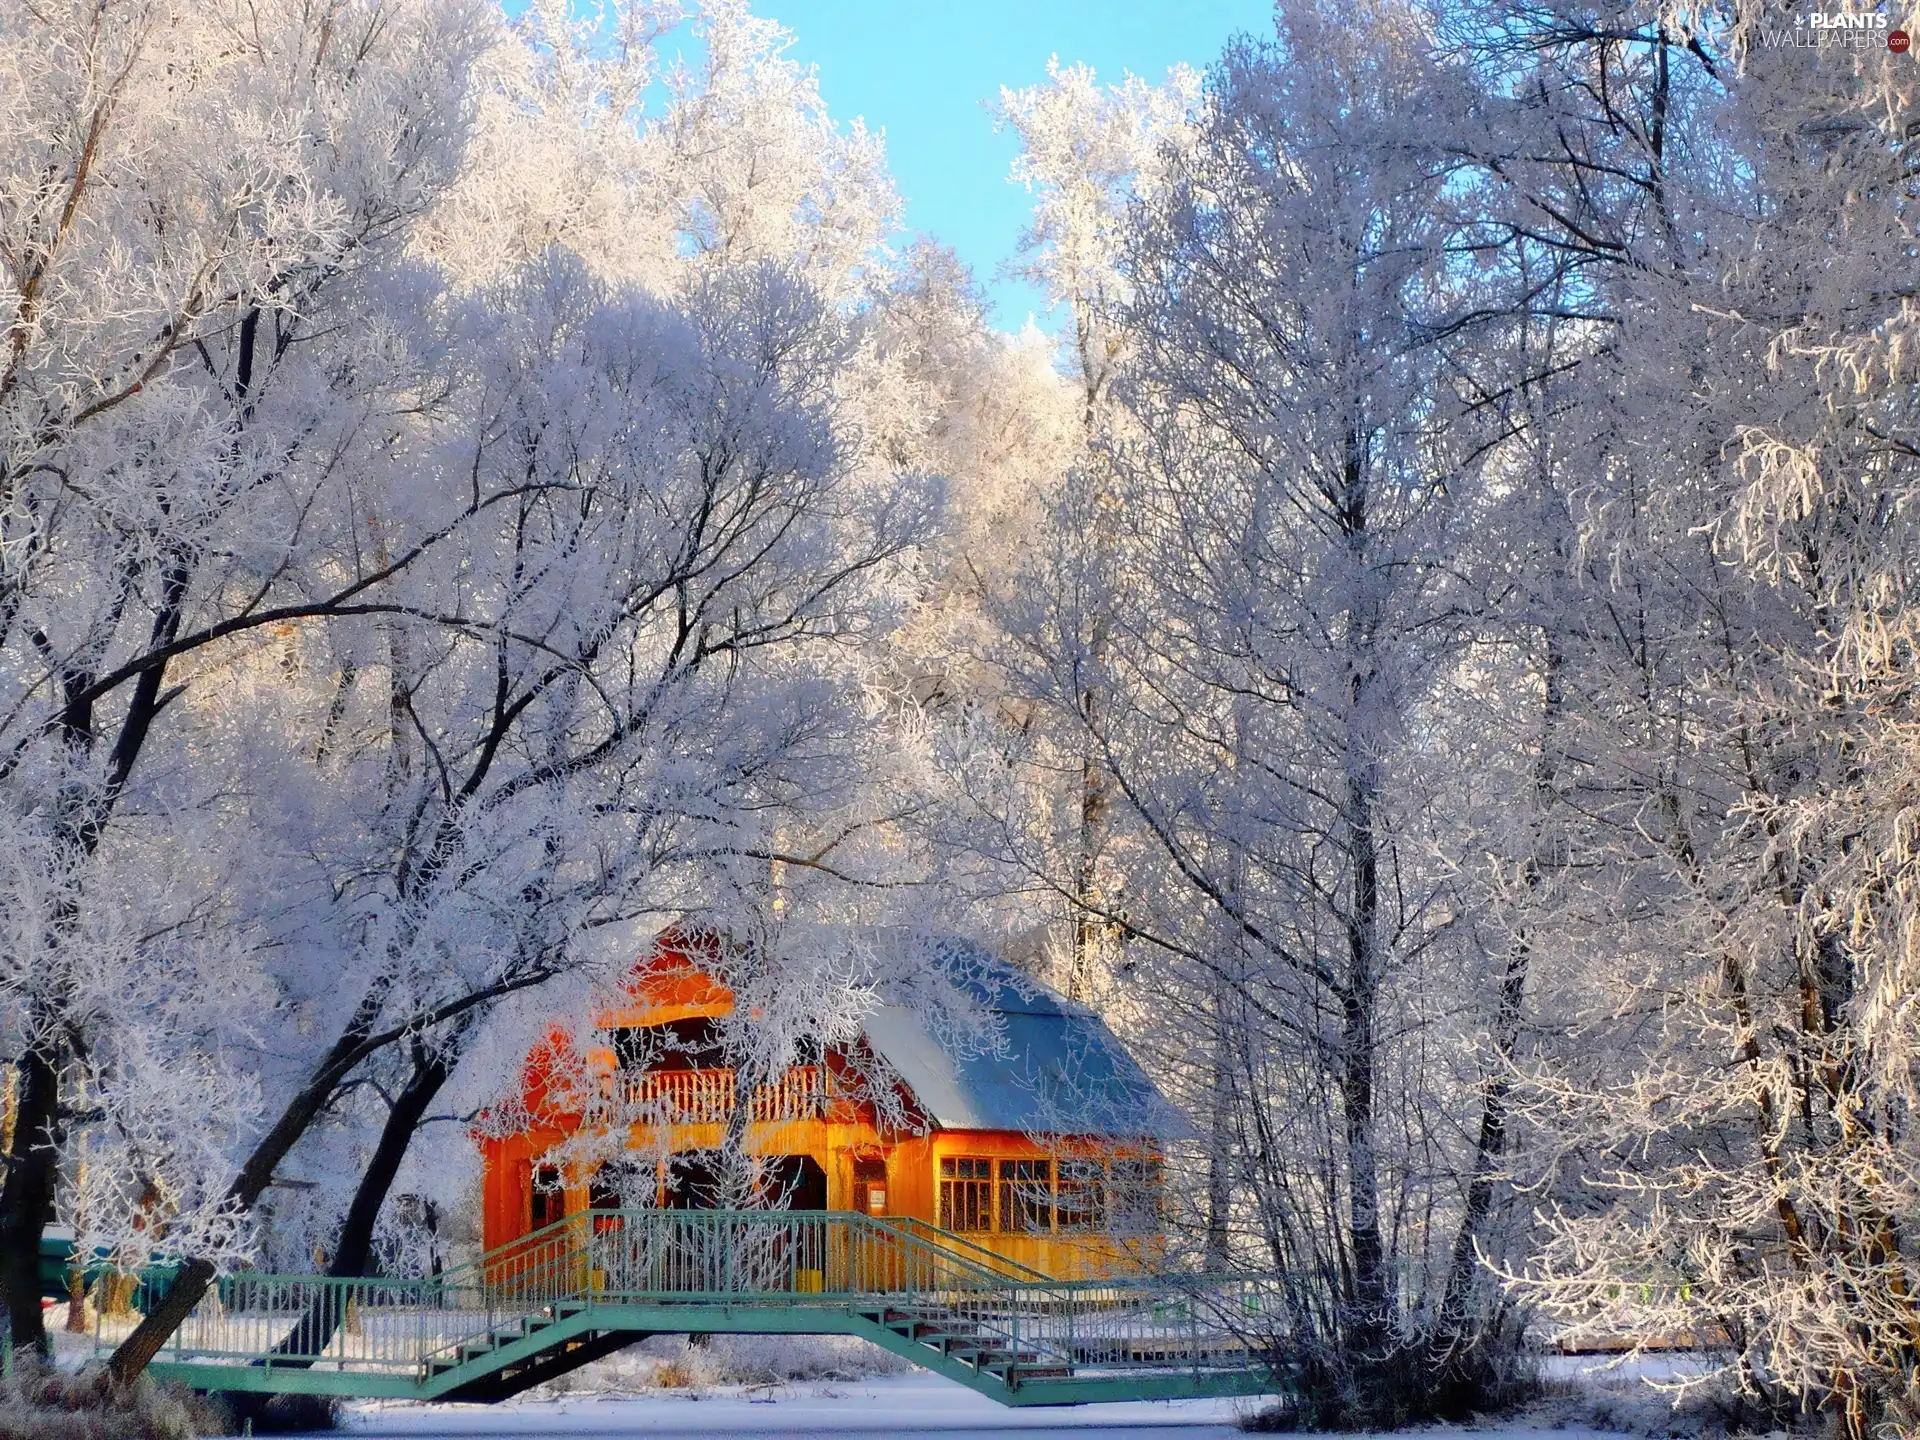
477,934,1186,1280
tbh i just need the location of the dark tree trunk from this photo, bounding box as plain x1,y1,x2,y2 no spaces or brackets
1203,934,1243,1272
1433,635,1562,1361
0,1042,62,1357
1339,975,1388,1359
1339,740,1389,1359
1203,1032,1235,1271
332,1050,452,1279
1433,942,1526,1350
1335,422,1390,1367
269,1044,454,1361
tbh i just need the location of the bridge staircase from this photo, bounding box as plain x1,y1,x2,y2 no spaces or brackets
99,1210,1281,1407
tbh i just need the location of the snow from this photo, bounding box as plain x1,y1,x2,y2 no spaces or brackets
313,1374,1624,1440
330,1375,1249,1437
1538,1352,1715,1384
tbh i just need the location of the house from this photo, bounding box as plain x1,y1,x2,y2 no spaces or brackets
477,932,1187,1280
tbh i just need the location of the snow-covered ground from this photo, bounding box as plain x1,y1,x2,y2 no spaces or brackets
324,1373,1622,1439
181,1338,1712,1439
335,1373,1255,1437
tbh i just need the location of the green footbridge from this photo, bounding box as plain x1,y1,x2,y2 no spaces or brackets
96,1210,1284,1407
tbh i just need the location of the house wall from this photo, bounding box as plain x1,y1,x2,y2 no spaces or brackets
480,1120,1153,1281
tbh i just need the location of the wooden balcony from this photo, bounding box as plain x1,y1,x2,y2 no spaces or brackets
611,1065,832,1126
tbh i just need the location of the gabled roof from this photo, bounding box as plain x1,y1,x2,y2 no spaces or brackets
861,937,1192,1142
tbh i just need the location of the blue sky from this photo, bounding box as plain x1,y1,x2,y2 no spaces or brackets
746,1,1277,330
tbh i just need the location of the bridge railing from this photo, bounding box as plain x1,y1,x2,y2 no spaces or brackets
463,1207,1023,1301
101,1210,1285,1384
106,1269,502,1374
536,1211,1278,1378
995,1272,1288,1375
876,1215,1052,1282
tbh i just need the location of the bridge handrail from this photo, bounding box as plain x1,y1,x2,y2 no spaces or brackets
104,1210,1286,1387
1002,1269,1279,1295
416,1209,1038,1366
870,1215,1052,1282
108,1267,490,1374
95,1224,1041,1298
439,1209,1068,1369
447,1208,1033,1295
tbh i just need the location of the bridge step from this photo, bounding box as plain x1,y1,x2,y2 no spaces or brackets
443,1328,643,1404
852,1304,1068,1388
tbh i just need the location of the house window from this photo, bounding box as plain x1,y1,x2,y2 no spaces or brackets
1000,1159,1051,1234
1054,1158,1105,1232
939,1157,992,1232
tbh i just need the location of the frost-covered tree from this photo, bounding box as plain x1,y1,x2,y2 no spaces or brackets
107,239,928,1394
414,0,681,287
860,241,1080,716
647,0,898,303
423,0,898,301
1464,5,1920,1433
0,0,489,1354
957,5,1520,1415
998,56,1197,417
991,59,1198,1002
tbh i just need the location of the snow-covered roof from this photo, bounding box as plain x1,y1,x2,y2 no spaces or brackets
862,937,1192,1142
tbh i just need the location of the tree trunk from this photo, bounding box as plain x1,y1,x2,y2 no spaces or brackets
1070,620,1113,1004
0,1041,62,1358
64,1268,87,1333
1340,728,1390,1358
1068,323,1116,1006
268,1043,454,1361
1434,634,1562,1357
333,1051,452,1279
1203,974,1237,1271
1339,975,1388,1359
1434,943,1526,1350
1335,421,1390,1367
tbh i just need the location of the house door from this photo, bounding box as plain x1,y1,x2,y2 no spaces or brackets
530,1164,564,1231
760,1155,828,1290
851,1157,887,1217
764,1154,828,1210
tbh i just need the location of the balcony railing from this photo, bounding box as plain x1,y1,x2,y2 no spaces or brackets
612,1065,832,1126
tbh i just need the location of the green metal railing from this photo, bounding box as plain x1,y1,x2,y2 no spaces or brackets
95,1210,1283,1404
875,1215,1052,1282
106,1269,502,1375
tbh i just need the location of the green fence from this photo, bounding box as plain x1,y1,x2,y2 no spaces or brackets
89,1210,1286,1406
